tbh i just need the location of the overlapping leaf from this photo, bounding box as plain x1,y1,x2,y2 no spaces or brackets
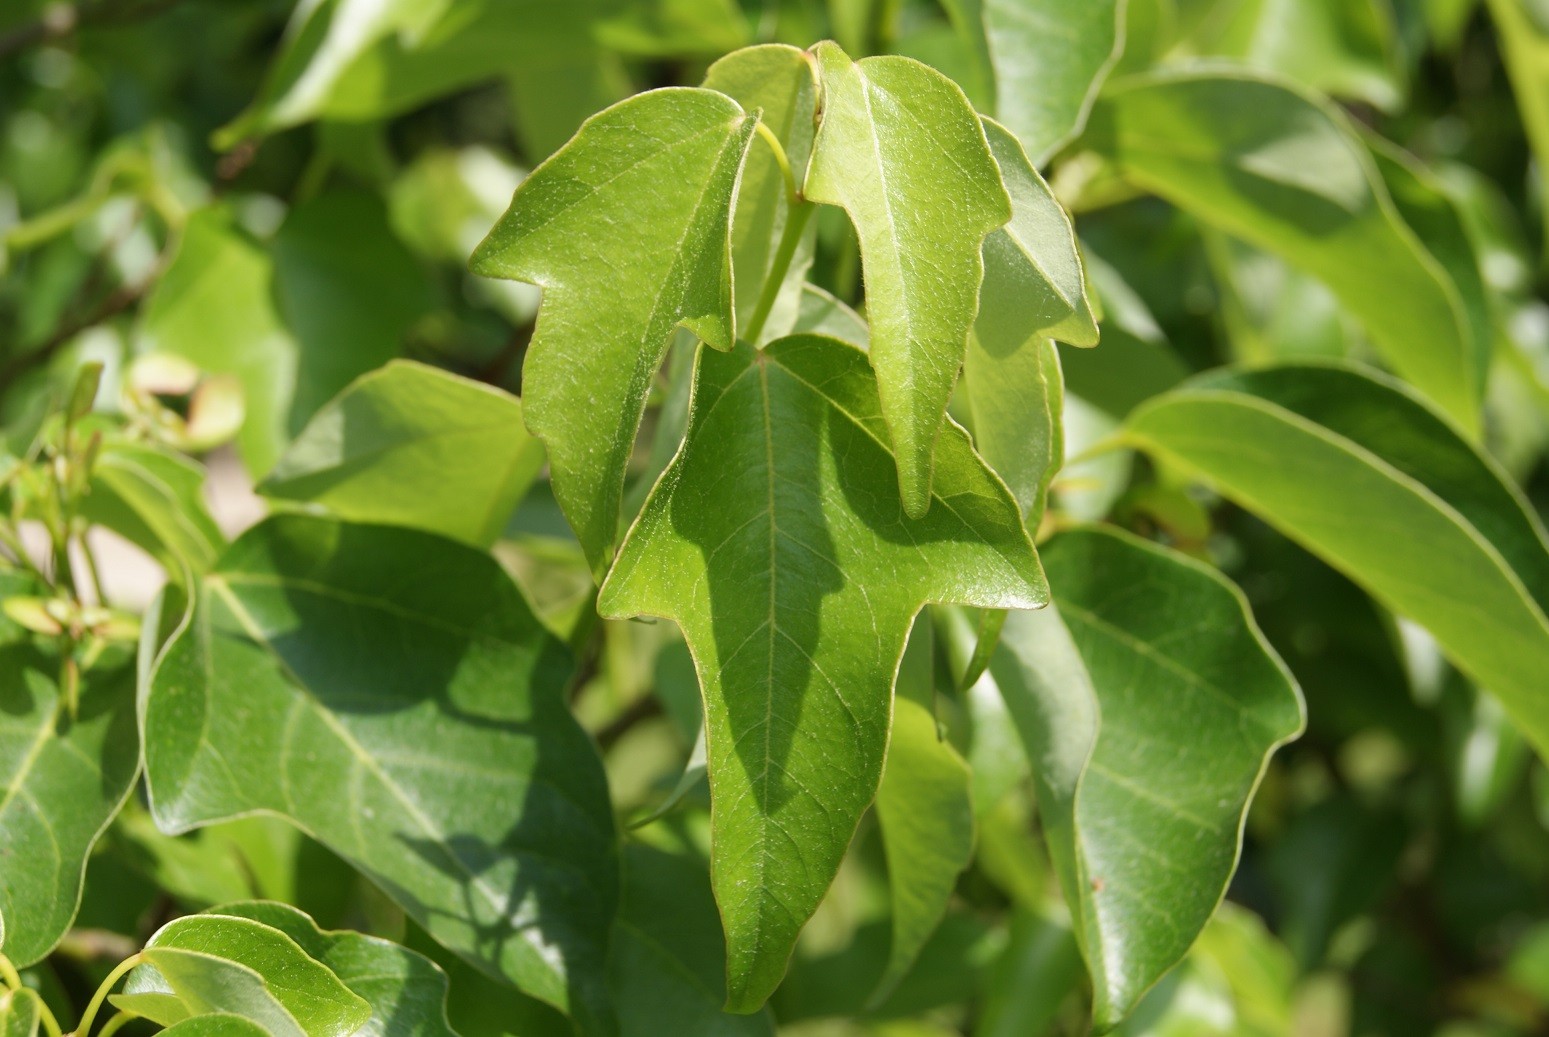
218,901,460,1036
84,440,225,579
0,572,138,966
804,41,1012,516
141,516,618,1034
471,87,758,575
0,987,41,1037
261,360,542,547
1124,361,1549,759
1487,0,1549,246
990,528,1303,1028
599,334,1046,1011
1090,69,1485,431
964,117,1096,523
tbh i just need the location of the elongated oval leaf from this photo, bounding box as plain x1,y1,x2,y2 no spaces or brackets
139,915,370,1037
1124,361,1549,759
1089,69,1485,430
702,44,819,343
804,41,1012,517
870,627,975,1005
260,360,542,547
141,516,618,1034
0,580,138,966
599,334,1046,1011
214,901,459,1037
471,87,758,575
1488,0,1549,247
84,440,225,580
990,528,1303,1029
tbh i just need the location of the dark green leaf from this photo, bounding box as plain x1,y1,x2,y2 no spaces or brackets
990,527,1303,1028
141,516,618,1034
599,334,1046,1011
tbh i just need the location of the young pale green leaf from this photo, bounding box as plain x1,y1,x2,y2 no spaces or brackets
610,844,774,1037
141,516,618,1035
870,626,975,1005
702,45,818,343
804,41,1012,517
964,117,1093,524
118,947,304,1034
214,901,459,1037
139,196,432,477
84,440,225,579
1488,0,1549,247
471,87,758,575
0,987,41,1037
1189,0,1406,111
260,360,541,547
0,609,138,966
136,915,371,1037
990,528,1304,1030
599,334,1046,1012
1124,362,1549,761
1090,69,1485,431
943,0,1123,165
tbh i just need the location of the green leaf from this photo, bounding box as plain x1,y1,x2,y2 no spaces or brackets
0,627,138,965
959,0,1125,165
129,914,371,1037
0,988,41,1037
804,41,1012,517
1090,69,1486,431
139,196,432,477
870,625,975,1005
610,844,774,1036
117,948,302,1033
989,527,1303,1028
1189,0,1406,111
84,440,225,579
964,117,1094,524
791,285,869,349
1124,361,1549,761
141,516,618,1034
1488,0,1549,248
261,360,541,547
216,901,460,1037
598,334,1046,1011
701,44,818,343
471,87,758,575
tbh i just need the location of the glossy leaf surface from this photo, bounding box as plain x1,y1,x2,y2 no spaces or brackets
1125,362,1549,759
1091,69,1484,430
600,334,1046,1011
472,87,758,574
141,516,617,1033
804,41,1012,517
262,360,541,547
991,528,1303,1028
0,575,138,966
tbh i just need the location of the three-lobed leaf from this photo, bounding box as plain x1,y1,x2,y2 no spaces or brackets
804,41,1012,517
1125,361,1549,760
471,87,758,575
599,334,1046,1011
990,527,1304,1028
261,359,542,547
140,516,618,1034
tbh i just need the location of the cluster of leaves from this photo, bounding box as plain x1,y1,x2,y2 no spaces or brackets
3,0,1549,1035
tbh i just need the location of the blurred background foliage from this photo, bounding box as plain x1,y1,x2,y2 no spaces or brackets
2,0,1549,1035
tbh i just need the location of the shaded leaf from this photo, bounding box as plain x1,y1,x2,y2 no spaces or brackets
990,527,1303,1028
84,440,224,580
791,285,869,349
471,88,758,575
261,360,542,547
1488,0,1549,247
1090,69,1485,430
1124,362,1549,760
804,41,1012,516
599,334,1046,1011
141,516,617,1034
870,625,974,1004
